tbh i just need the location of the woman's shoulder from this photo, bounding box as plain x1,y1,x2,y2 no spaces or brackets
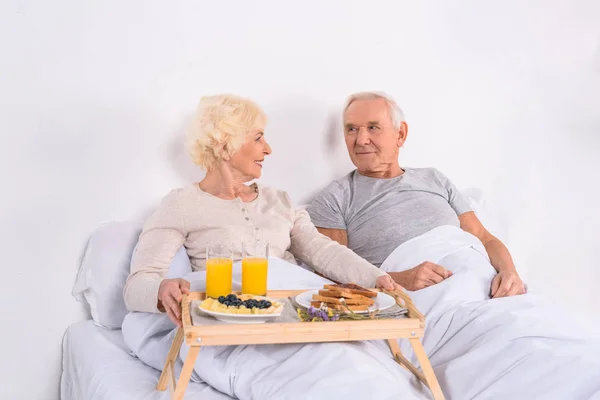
154,184,202,210
257,184,294,208
159,184,195,199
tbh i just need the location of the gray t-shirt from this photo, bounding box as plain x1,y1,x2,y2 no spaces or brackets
307,167,473,267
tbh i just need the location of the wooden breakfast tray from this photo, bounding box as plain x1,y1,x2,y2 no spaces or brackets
157,289,444,400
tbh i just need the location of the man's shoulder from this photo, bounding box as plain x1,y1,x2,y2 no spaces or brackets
405,166,440,177
405,167,447,185
316,171,356,197
306,173,355,226
305,172,357,215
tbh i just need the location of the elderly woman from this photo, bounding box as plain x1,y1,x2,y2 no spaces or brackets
124,94,400,325
122,95,422,400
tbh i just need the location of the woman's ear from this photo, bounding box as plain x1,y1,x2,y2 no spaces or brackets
221,144,231,161
397,121,408,147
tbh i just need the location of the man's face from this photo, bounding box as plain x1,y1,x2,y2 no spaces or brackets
343,98,407,176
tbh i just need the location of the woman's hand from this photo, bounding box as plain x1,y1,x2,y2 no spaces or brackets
375,274,404,292
490,270,526,298
157,278,190,327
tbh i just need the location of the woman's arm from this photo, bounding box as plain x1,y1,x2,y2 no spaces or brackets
289,208,389,288
123,190,187,313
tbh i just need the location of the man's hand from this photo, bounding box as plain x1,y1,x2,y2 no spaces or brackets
389,261,452,291
375,274,404,292
158,278,190,327
490,270,526,298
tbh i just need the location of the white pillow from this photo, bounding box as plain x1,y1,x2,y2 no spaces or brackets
73,220,192,329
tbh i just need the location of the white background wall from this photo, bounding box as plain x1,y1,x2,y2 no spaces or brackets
0,1,598,398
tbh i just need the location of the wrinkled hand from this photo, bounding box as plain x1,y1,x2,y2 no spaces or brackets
375,274,404,292
490,270,526,298
158,278,190,327
395,261,453,291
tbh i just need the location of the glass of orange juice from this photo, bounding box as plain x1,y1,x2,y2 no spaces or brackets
242,240,269,296
205,242,233,298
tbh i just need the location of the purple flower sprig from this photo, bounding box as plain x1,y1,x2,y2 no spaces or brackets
298,306,341,322
310,306,340,321
296,304,376,322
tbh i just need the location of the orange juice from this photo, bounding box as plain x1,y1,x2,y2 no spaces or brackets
206,258,233,298
242,257,268,295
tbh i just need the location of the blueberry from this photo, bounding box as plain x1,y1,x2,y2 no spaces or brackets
227,294,237,301
218,296,226,304
264,301,272,308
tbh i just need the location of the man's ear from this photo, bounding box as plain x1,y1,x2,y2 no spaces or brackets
397,121,408,147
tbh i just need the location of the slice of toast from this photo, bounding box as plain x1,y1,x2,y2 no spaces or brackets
318,289,364,299
323,283,377,298
311,294,375,306
310,301,370,312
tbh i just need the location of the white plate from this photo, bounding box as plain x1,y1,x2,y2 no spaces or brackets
197,299,284,324
294,289,396,314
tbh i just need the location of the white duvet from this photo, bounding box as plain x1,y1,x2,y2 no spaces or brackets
381,225,600,400
123,226,600,400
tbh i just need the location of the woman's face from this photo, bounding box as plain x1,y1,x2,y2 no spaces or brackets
228,128,272,180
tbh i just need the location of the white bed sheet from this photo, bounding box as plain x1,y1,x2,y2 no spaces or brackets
61,320,232,400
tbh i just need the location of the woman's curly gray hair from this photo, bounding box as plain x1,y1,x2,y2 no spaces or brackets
186,94,267,170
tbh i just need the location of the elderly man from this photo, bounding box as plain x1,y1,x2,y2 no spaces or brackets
307,92,525,298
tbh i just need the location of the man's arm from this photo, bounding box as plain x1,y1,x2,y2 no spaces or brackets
316,227,348,246
459,211,515,273
459,211,526,297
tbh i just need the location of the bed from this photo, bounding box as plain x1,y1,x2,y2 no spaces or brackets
66,204,600,399
61,320,232,400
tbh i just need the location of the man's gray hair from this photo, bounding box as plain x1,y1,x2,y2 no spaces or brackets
344,91,405,130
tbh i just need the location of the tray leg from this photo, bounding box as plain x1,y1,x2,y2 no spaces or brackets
387,339,428,386
172,345,201,400
157,327,185,391
409,338,445,400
